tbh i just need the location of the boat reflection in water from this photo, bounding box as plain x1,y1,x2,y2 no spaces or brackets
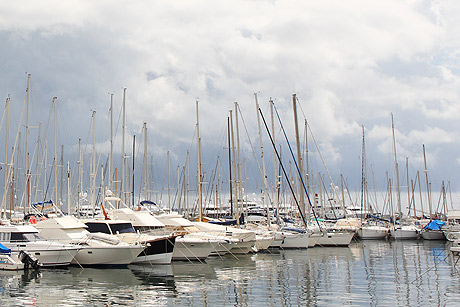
0,241,459,306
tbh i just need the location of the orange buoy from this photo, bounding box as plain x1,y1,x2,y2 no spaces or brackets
29,216,37,224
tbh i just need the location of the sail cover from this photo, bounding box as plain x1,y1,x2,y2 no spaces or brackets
424,220,445,231
0,243,11,254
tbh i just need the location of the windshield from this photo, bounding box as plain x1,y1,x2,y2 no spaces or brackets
11,232,44,242
109,223,135,234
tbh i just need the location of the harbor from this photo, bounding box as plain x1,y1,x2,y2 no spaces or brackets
3,1,460,306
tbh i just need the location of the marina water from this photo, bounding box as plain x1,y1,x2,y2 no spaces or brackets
0,240,458,306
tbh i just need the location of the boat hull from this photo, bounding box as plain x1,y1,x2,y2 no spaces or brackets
73,245,144,266
357,226,389,240
5,242,79,267
421,230,445,240
390,226,420,240
132,237,176,265
280,232,310,249
312,231,354,247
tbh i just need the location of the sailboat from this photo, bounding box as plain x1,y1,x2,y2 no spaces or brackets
356,126,389,240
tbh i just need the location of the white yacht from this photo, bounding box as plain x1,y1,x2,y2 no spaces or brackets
83,219,175,265
0,224,79,267
35,215,144,266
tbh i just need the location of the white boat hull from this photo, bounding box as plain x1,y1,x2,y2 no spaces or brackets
421,230,445,240
73,245,144,266
313,231,354,247
390,226,420,240
254,235,275,251
5,242,79,267
357,226,389,240
229,240,255,254
280,232,310,249
172,240,214,261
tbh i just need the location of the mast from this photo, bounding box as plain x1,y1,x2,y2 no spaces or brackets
77,138,82,215
227,116,233,218
229,109,238,225
406,157,410,217
121,88,127,205
196,101,203,222
417,171,424,218
360,125,365,222
270,98,280,223
24,73,31,212
391,113,402,217
143,122,148,200
292,94,305,218
90,110,96,213
132,135,135,207
234,102,243,213
109,93,114,191
422,144,432,218
254,94,271,227
53,97,58,207
67,162,71,214
33,122,41,203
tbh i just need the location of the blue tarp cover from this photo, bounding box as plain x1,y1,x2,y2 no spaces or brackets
0,243,11,254
424,220,445,231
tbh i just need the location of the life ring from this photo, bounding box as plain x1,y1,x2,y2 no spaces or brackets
29,216,37,224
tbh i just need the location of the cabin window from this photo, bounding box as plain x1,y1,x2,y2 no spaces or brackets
85,223,111,234
23,233,44,241
109,223,135,234
0,233,10,241
11,233,26,242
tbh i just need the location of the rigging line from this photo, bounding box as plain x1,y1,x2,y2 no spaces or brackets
296,98,344,215
272,104,322,230
258,107,308,228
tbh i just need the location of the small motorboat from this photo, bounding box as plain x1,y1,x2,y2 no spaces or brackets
0,243,41,271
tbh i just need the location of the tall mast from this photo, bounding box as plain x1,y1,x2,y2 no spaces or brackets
53,97,58,207
270,98,280,223
406,157,410,217
254,93,271,226
229,109,238,225
109,93,114,191
292,94,305,218
391,113,402,217
417,171,424,218
143,122,148,200
121,88,127,204
196,101,203,222
24,73,31,212
234,102,243,209
361,125,365,220
132,135,135,207
90,110,96,212
77,138,82,214
423,144,432,218
33,122,41,203
227,116,233,218
67,162,71,214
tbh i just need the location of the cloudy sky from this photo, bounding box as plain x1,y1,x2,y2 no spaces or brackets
1,1,460,207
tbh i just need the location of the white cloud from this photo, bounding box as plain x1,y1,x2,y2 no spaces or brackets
1,0,460,194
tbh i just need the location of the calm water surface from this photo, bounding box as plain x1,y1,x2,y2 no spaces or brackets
0,240,459,306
